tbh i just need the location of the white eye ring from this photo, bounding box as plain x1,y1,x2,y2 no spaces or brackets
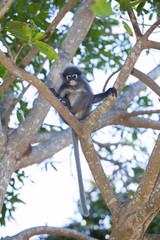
66,75,71,80
72,74,78,79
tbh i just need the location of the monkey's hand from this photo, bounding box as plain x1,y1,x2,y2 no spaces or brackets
59,97,70,108
108,87,117,97
50,88,70,108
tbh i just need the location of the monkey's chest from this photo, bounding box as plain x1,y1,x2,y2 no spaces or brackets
68,91,85,106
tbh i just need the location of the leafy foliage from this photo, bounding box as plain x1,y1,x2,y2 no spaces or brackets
90,0,114,18
147,212,160,234
4,20,58,61
0,171,27,225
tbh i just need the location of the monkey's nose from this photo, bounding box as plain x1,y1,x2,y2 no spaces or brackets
70,80,77,86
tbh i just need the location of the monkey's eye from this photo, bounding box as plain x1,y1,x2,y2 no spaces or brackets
66,75,71,80
72,74,78,79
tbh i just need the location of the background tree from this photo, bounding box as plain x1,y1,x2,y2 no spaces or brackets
0,0,160,239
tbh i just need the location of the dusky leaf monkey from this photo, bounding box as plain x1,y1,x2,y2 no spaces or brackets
50,65,117,216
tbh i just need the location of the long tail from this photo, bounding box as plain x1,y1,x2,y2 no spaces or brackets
71,128,89,217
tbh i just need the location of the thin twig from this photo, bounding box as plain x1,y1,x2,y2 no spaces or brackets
127,8,142,38
14,43,26,63
97,152,123,166
4,84,30,126
35,56,48,76
120,15,160,28
93,139,134,148
0,33,14,61
103,67,121,92
126,110,160,117
4,55,50,126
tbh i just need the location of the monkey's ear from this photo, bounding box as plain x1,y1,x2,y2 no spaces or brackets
60,73,65,79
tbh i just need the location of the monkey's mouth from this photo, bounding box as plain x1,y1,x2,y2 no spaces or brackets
70,80,77,86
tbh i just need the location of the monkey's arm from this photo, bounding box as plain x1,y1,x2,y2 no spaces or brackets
50,88,71,108
92,87,117,104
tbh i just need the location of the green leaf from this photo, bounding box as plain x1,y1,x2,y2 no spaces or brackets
34,41,59,61
50,162,58,171
32,32,46,41
120,0,131,11
132,131,137,140
5,21,31,42
130,0,141,7
137,1,146,16
10,194,25,204
17,110,23,123
122,21,133,36
90,0,114,18
132,167,144,178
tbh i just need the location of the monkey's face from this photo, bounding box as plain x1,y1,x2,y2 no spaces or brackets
61,66,82,86
66,74,78,86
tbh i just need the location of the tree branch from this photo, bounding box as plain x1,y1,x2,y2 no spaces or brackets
0,50,80,129
124,109,160,117
144,234,160,240
15,128,72,170
30,131,56,143
127,8,142,38
85,39,144,128
114,115,160,130
0,48,86,161
93,139,133,148
144,40,160,50
132,191,160,228
4,56,48,127
15,107,160,170
0,0,13,19
144,18,160,39
4,83,30,126
7,0,95,161
127,133,160,213
5,226,97,240
131,68,160,96
0,120,4,158
80,133,120,216
115,65,160,111
97,152,124,167
150,173,160,198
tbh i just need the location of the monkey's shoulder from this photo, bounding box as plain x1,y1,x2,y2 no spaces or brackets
77,80,92,92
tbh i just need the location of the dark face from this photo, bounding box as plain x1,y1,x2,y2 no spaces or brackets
61,66,82,86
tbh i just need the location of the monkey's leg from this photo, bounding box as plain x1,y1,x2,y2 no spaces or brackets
72,129,89,217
